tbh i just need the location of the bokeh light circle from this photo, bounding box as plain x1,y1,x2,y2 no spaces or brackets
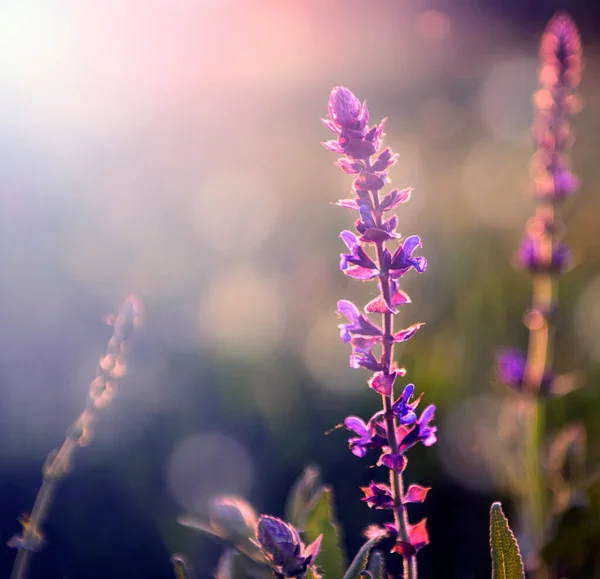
166,432,254,515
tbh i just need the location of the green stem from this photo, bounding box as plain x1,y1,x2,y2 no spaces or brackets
371,187,417,579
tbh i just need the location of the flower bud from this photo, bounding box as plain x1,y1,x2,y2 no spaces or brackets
256,515,321,578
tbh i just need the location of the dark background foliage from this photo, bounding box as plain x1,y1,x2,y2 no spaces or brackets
1,0,600,577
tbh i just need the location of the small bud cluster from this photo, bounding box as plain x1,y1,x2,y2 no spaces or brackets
255,515,322,578
323,87,435,573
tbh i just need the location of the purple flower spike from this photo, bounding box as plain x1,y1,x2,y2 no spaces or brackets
323,86,435,569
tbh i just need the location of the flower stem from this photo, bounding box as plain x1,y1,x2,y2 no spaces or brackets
521,203,556,578
372,188,417,579
10,433,80,579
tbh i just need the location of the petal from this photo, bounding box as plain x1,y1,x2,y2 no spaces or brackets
350,349,382,371
303,535,323,566
336,158,364,174
393,322,425,342
365,295,394,314
408,519,430,551
337,300,360,323
402,235,422,257
390,284,411,306
368,371,397,396
320,118,341,134
361,228,396,243
379,452,407,473
345,139,377,160
404,484,431,504
412,256,428,273
344,416,368,437
321,140,345,154
380,187,412,211
392,541,416,557
343,266,379,280
336,198,360,210
340,230,360,251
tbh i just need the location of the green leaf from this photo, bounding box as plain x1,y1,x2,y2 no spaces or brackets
342,536,382,579
285,466,323,528
366,550,385,579
489,502,525,579
303,487,345,579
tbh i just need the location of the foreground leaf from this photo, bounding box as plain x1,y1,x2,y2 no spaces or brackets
366,550,385,579
285,466,323,528
342,536,383,579
489,502,525,579
304,487,345,579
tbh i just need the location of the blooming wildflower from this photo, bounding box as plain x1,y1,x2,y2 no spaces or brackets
398,405,438,450
360,482,395,510
391,384,421,425
339,230,379,280
336,300,383,344
389,236,428,278
344,415,387,458
514,235,570,274
497,348,555,394
256,515,322,578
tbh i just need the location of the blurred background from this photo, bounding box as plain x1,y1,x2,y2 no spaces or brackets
1,0,600,577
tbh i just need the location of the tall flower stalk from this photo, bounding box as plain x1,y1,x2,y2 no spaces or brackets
323,87,435,579
8,297,142,579
497,13,582,575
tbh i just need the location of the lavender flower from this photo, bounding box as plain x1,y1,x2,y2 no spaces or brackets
255,515,322,578
323,86,434,578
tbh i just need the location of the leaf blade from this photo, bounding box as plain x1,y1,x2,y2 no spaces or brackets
490,502,525,579
303,487,346,579
342,536,382,579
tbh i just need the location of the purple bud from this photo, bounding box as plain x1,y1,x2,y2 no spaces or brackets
256,515,321,578
328,87,369,132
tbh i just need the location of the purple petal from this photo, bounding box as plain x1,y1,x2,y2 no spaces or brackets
303,535,322,566
337,300,360,323
321,140,345,154
402,235,422,257
336,198,360,210
344,416,368,437
340,230,360,251
345,139,377,160
404,484,431,504
343,266,379,280
393,323,425,343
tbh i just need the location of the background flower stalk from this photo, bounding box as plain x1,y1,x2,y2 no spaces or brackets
496,13,583,577
8,296,142,579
